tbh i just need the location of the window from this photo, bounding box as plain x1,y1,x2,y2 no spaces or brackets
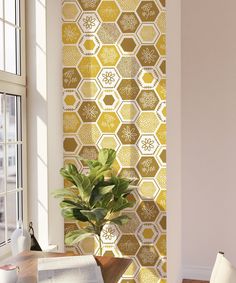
0,0,26,249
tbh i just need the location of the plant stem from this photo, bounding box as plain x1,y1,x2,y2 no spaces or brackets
97,234,102,256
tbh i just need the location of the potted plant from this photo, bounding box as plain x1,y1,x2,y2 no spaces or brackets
53,148,135,255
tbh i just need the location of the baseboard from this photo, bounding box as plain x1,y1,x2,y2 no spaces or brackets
183,265,212,280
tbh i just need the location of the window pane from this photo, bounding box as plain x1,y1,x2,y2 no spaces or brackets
0,21,3,71
0,145,4,194
6,95,16,141
0,196,5,244
7,192,16,239
5,0,16,25
5,24,17,74
7,144,16,191
0,0,3,19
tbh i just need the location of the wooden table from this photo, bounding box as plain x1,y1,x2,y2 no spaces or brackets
3,251,132,283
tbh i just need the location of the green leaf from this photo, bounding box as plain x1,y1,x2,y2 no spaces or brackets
98,148,116,166
111,197,134,212
65,229,94,245
52,188,77,199
80,208,108,223
61,207,88,222
60,200,83,209
109,215,130,226
98,185,115,195
60,164,79,185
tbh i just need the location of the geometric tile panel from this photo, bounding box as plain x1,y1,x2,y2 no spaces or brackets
62,0,166,280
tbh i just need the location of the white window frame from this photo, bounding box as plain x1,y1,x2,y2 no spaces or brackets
0,0,27,257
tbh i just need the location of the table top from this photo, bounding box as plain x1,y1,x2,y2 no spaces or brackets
3,251,132,283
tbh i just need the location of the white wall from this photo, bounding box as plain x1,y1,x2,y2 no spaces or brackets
182,0,236,279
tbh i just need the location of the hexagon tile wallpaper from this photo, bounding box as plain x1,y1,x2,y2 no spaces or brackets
62,0,166,282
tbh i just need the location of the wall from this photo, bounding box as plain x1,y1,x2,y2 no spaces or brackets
62,0,166,282
182,0,236,279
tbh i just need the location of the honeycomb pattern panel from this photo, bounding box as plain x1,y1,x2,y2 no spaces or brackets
62,1,166,281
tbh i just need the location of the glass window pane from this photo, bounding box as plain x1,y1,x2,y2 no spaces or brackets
0,0,3,19
0,145,4,194
7,192,16,239
6,95,16,141
5,0,16,25
0,196,5,244
0,21,3,71
7,144,16,191
5,24,16,74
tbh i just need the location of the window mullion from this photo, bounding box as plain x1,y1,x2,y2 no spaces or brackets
2,0,5,71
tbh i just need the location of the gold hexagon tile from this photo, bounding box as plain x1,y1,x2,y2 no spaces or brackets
97,90,120,111
137,68,159,88
118,212,141,234
136,89,159,111
63,67,81,88
157,257,167,279
118,102,140,122
156,190,166,212
62,23,81,44
77,0,101,11
136,200,160,222
136,267,160,283
100,245,121,257
122,257,140,278
137,156,159,178
117,12,140,33
97,1,121,22
78,236,99,255
156,78,166,100
97,112,120,133
118,36,139,55
117,124,140,145
78,56,101,78
77,123,101,145
97,23,121,44
137,24,160,44
137,245,159,266
136,45,160,66
116,0,141,11
63,46,82,66
156,167,166,190
98,134,121,151
117,56,140,78
117,235,140,256
78,145,98,166
118,168,140,185
137,134,159,156
137,1,160,22
156,123,166,145
78,12,101,33
78,101,101,122
137,223,159,244
120,279,136,283
138,180,160,200
157,213,166,232
117,79,140,101
156,147,166,166
117,146,140,167
78,79,101,100
63,90,80,110
62,2,81,22
63,136,80,154
97,68,121,88
156,34,166,56
156,12,166,33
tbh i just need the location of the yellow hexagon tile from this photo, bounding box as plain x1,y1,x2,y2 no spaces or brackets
137,223,159,244
97,90,120,110
118,168,140,185
97,112,120,133
78,80,101,100
116,0,141,11
77,123,101,145
118,102,139,122
136,89,159,111
78,146,98,166
156,147,166,166
137,24,160,44
136,267,160,283
118,212,140,234
78,236,98,254
97,1,120,22
117,56,140,78
63,46,82,66
156,12,166,33
156,190,166,212
156,168,166,190
138,180,160,200
120,279,136,283
62,23,81,44
156,34,166,56
98,45,120,66
78,35,100,55
136,112,160,133
157,257,167,279
98,134,121,151
156,123,166,145
117,145,140,167
157,213,166,232
78,56,101,78
100,245,121,257
156,79,166,100
123,257,140,278
156,234,166,257
63,112,81,133
137,68,159,88
63,90,80,110
157,102,166,123
158,58,166,77
62,2,81,22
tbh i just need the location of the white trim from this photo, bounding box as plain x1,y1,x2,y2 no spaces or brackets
183,265,212,281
